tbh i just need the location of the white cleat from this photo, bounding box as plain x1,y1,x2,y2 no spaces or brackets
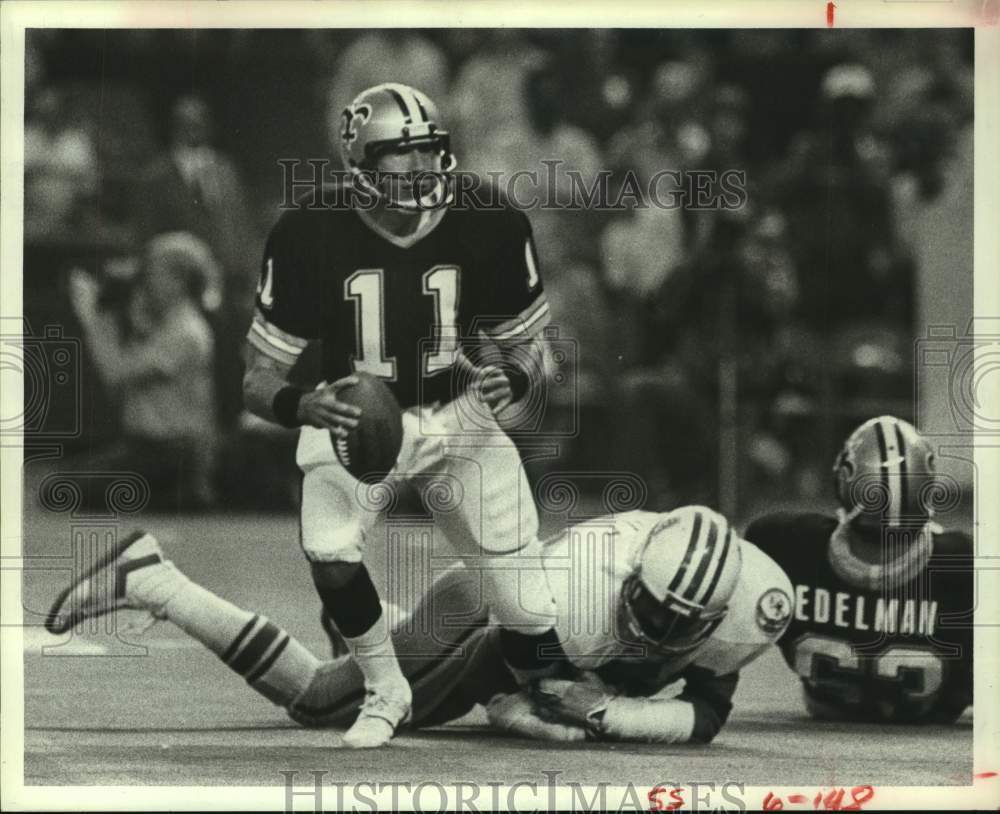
45,530,165,634
342,686,412,748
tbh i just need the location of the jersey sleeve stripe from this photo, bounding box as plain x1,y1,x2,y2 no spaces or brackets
252,309,309,349
487,297,551,341
250,319,307,358
247,326,302,366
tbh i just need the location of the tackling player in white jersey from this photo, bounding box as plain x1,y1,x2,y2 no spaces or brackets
47,504,792,744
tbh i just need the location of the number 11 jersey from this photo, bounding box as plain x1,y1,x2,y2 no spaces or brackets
745,512,973,723
247,192,549,408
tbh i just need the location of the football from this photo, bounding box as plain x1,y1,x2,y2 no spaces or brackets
331,372,404,481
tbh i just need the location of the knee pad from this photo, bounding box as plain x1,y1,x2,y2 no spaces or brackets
309,560,363,591
310,561,383,639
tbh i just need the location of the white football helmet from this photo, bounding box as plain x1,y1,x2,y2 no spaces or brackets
620,505,743,656
338,82,455,211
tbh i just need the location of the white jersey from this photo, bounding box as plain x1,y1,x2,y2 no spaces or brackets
541,510,793,693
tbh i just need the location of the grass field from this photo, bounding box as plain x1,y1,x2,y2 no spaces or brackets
20,511,972,790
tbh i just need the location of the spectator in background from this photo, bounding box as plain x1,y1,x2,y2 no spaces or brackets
606,60,705,173
460,60,604,283
599,199,685,364
326,30,448,123
616,210,799,507
600,108,687,371
139,94,256,428
449,31,547,163
685,83,756,260
771,64,905,334
649,60,713,168
550,30,636,142
140,95,256,298
707,84,750,169
67,232,219,509
718,30,824,180
523,63,604,278
24,87,98,242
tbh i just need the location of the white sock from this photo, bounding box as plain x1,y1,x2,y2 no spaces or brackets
128,561,319,708
343,612,410,698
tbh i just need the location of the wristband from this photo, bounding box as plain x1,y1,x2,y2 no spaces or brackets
272,386,306,428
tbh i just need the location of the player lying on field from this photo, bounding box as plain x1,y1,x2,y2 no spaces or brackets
745,416,973,724
47,504,793,743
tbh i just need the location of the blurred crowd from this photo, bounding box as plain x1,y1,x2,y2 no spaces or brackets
23,29,973,511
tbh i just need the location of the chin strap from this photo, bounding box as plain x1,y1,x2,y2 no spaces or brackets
356,205,448,249
352,165,455,213
828,510,937,592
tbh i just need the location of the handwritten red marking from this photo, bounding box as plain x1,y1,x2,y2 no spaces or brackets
763,791,784,810
975,771,998,779
763,787,875,812
846,786,874,810
826,1,836,28
647,786,684,811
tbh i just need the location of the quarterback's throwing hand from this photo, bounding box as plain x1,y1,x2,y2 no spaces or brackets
455,350,514,415
296,376,363,438
486,692,587,742
478,365,514,414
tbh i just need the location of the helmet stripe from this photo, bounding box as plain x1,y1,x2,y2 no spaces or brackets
885,416,902,525
894,420,909,522
698,527,733,606
665,511,703,594
874,419,890,522
875,417,901,525
410,90,430,122
682,518,720,601
384,87,413,124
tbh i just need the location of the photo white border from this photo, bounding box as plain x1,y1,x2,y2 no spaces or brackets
1,0,998,810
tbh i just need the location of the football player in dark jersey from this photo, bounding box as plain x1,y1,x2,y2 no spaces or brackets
745,416,973,723
240,83,563,746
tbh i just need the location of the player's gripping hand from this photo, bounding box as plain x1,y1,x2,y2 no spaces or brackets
486,692,587,742
478,365,514,413
455,350,513,414
296,376,363,438
534,674,614,737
